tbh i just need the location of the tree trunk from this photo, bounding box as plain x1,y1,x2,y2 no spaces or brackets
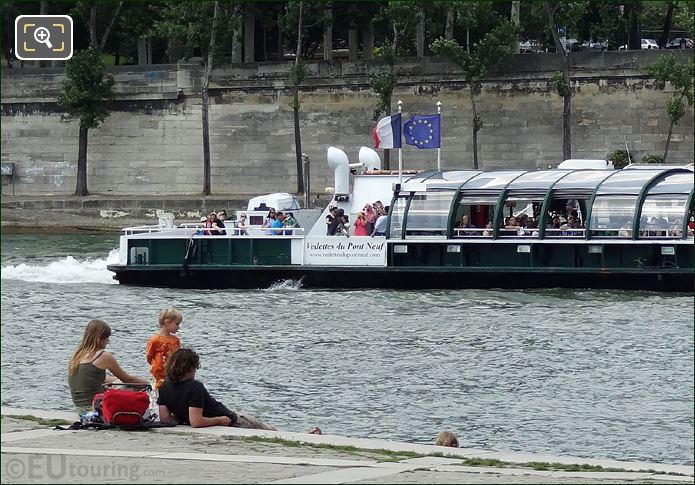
663,119,674,163
469,87,479,170
445,5,455,40
416,5,425,58
659,1,675,48
294,2,305,194
323,4,333,61
562,81,572,160
201,1,219,196
348,29,358,60
546,1,572,160
628,3,641,50
89,3,97,47
244,6,255,63
75,125,89,196
293,101,304,194
99,0,123,51
392,21,398,53
231,25,242,63
363,20,374,60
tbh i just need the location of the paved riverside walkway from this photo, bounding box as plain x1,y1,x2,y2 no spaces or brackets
1,408,692,484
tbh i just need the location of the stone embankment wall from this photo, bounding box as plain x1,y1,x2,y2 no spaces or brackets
1,50,693,197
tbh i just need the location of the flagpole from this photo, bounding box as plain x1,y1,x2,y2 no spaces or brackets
436,100,442,171
398,99,403,185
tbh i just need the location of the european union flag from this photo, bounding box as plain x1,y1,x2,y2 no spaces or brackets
403,114,441,149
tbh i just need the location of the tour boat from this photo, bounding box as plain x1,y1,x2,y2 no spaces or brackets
107,148,694,291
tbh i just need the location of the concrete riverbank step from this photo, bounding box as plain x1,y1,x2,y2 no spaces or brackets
1,407,692,484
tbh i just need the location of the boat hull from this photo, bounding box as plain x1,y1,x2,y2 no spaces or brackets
107,264,693,292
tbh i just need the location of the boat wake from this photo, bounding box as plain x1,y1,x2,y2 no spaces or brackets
1,249,120,285
265,278,304,291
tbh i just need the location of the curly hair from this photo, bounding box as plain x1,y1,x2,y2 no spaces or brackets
165,348,200,383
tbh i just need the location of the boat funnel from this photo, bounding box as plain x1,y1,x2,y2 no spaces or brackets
327,146,350,195
358,146,381,171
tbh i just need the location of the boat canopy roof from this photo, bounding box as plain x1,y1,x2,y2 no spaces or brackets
384,167,695,241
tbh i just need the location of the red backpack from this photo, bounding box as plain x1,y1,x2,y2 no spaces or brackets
95,385,150,427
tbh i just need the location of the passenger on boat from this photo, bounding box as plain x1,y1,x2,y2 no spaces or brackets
68,319,149,415
372,206,389,236
354,212,369,236
263,210,277,235
328,208,345,236
618,220,632,238
503,216,522,236
272,212,285,235
205,212,221,236
283,212,299,235
158,348,276,430
216,210,227,235
374,201,386,216
460,215,476,236
340,215,350,236
235,213,249,235
482,221,493,237
363,204,377,235
325,206,337,235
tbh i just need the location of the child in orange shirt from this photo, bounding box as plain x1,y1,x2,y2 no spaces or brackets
146,308,182,389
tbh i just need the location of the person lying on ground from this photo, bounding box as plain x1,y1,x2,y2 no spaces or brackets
157,348,276,430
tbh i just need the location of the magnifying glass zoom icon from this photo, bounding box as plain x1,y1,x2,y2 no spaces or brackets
33,27,53,48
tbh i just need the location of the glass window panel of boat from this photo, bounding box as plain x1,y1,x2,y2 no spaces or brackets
406,170,438,182
500,196,544,238
638,195,688,238
453,199,496,237
388,196,409,239
405,191,455,237
459,171,526,191
596,169,664,195
553,170,615,191
646,172,694,195
441,170,481,182
589,195,637,237
506,170,572,191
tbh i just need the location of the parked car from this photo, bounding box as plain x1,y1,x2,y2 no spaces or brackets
641,39,659,49
580,40,608,51
520,40,542,53
665,37,694,49
619,39,660,50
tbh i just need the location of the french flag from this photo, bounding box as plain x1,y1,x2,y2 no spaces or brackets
373,113,402,149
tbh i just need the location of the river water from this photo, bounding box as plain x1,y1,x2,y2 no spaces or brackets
1,233,693,465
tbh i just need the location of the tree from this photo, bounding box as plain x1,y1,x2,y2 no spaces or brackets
370,44,398,170
545,0,587,161
282,1,322,195
645,55,694,163
289,2,308,195
430,22,517,169
58,48,115,196
154,1,237,196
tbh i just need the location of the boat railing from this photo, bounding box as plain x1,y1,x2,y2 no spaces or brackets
453,227,492,237
123,224,305,237
544,228,585,238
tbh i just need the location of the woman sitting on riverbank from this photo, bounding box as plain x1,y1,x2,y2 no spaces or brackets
67,319,149,415
158,348,276,430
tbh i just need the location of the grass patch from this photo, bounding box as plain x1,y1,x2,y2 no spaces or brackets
4,414,73,427
238,436,687,476
241,435,422,461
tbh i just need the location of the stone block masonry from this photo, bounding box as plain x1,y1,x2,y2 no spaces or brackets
1,51,693,197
